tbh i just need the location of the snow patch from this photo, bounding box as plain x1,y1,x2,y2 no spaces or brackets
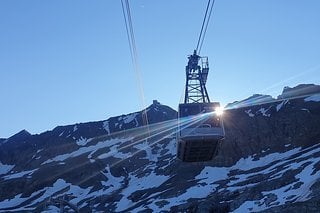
76,137,90,146
101,165,124,190
123,113,138,124
0,162,15,175
97,144,131,160
134,118,139,127
258,106,271,117
42,138,131,165
103,120,110,134
196,166,229,185
276,100,288,112
304,93,320,102
3,169,38,180
244,109,255,117
233,148,300,171
116,172,170,211
134,140,154,161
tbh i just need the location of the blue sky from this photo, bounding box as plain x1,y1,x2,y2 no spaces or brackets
1,0,320,138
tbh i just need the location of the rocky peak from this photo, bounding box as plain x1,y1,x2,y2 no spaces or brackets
278,84,320,99
226,94,275,109
7,129,31,142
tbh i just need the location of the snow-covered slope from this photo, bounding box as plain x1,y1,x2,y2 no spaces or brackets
1,86,320,212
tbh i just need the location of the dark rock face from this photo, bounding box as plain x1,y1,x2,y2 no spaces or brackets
217,96,320,167
7,129,31,142
0,87,320,212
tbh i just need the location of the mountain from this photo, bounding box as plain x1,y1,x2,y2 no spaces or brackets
0,86,320,212
225,94,275,110
278,84,320,99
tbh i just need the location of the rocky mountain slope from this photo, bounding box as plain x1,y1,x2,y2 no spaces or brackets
0,84,320,212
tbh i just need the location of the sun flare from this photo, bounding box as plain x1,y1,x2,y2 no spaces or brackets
215,106,224,116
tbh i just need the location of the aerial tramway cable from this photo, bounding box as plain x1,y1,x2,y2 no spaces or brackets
196,0,215,54
121,0,150,128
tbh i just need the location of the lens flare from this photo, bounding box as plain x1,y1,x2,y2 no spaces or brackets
215,106,224,116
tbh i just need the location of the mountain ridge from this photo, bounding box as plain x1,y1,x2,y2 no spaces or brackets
4,84,320,140
1,84,320,212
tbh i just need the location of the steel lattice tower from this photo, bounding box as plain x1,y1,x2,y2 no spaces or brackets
184,50,210,103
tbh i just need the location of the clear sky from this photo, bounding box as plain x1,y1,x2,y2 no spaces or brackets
1,0,320,138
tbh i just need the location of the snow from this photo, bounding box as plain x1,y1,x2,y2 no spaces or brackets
97,144,131,160
14,179,89,209
232,144,320,212
76,137,90,146
233,200,267,213
103,120,110,134
0,162,14,175
0,193,29,209
196,166,229,185
133,140,154,161
43,205,60,212
276,100,288,112
149,167,230,211
301,108,310,112
1,174,122,211
3,169,38,180
101,165,124,190
162,139,176,157
258,106,271,117
58,131,64,137
0,189,44,210
162,184,218,209
258,160,320,209
134,118,139,127
295,161,320,201
66,183,92,205
304,93,320,102
42,137,131,165
3,122,320,213
244,109,255,117
73,125,78,132
233,148,300,171
131,162,229,211
225,146,317,191
116,172,170,211
123,113,138,124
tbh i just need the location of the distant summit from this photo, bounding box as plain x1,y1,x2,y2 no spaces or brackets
226,84,320,109
7,129,31,143
278,84,320,99
226,94,274,109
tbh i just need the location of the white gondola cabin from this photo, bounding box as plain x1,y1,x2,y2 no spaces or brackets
177,102,225,162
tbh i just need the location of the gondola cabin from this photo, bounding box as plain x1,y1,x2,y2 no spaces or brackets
177,102,225,162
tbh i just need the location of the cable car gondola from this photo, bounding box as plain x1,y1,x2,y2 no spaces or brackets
177,102,224,162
